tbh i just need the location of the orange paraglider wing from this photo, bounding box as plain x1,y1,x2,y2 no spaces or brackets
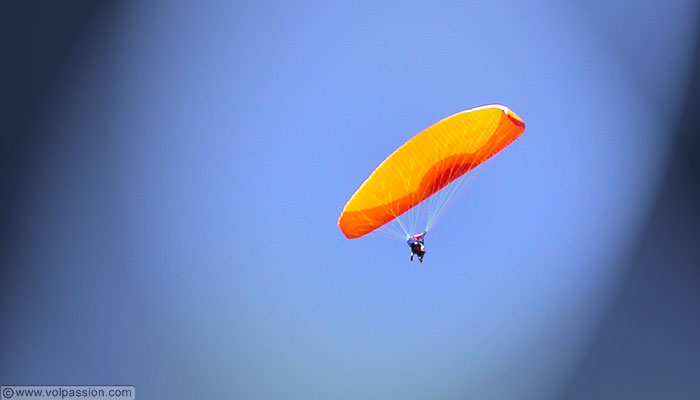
338,104,525,239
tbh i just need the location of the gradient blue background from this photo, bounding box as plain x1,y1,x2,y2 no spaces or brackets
3,1,700,399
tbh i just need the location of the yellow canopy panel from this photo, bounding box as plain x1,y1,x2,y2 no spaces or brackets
338,104,525,239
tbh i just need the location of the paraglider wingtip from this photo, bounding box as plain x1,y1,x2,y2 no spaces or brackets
505,109,525,129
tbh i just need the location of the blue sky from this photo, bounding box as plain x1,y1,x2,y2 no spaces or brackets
2,1,698,399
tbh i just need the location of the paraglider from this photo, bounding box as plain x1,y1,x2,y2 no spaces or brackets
407,232,426,262
338,104,525,261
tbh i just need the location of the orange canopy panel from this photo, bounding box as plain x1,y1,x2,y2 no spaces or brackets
338,104,525,239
